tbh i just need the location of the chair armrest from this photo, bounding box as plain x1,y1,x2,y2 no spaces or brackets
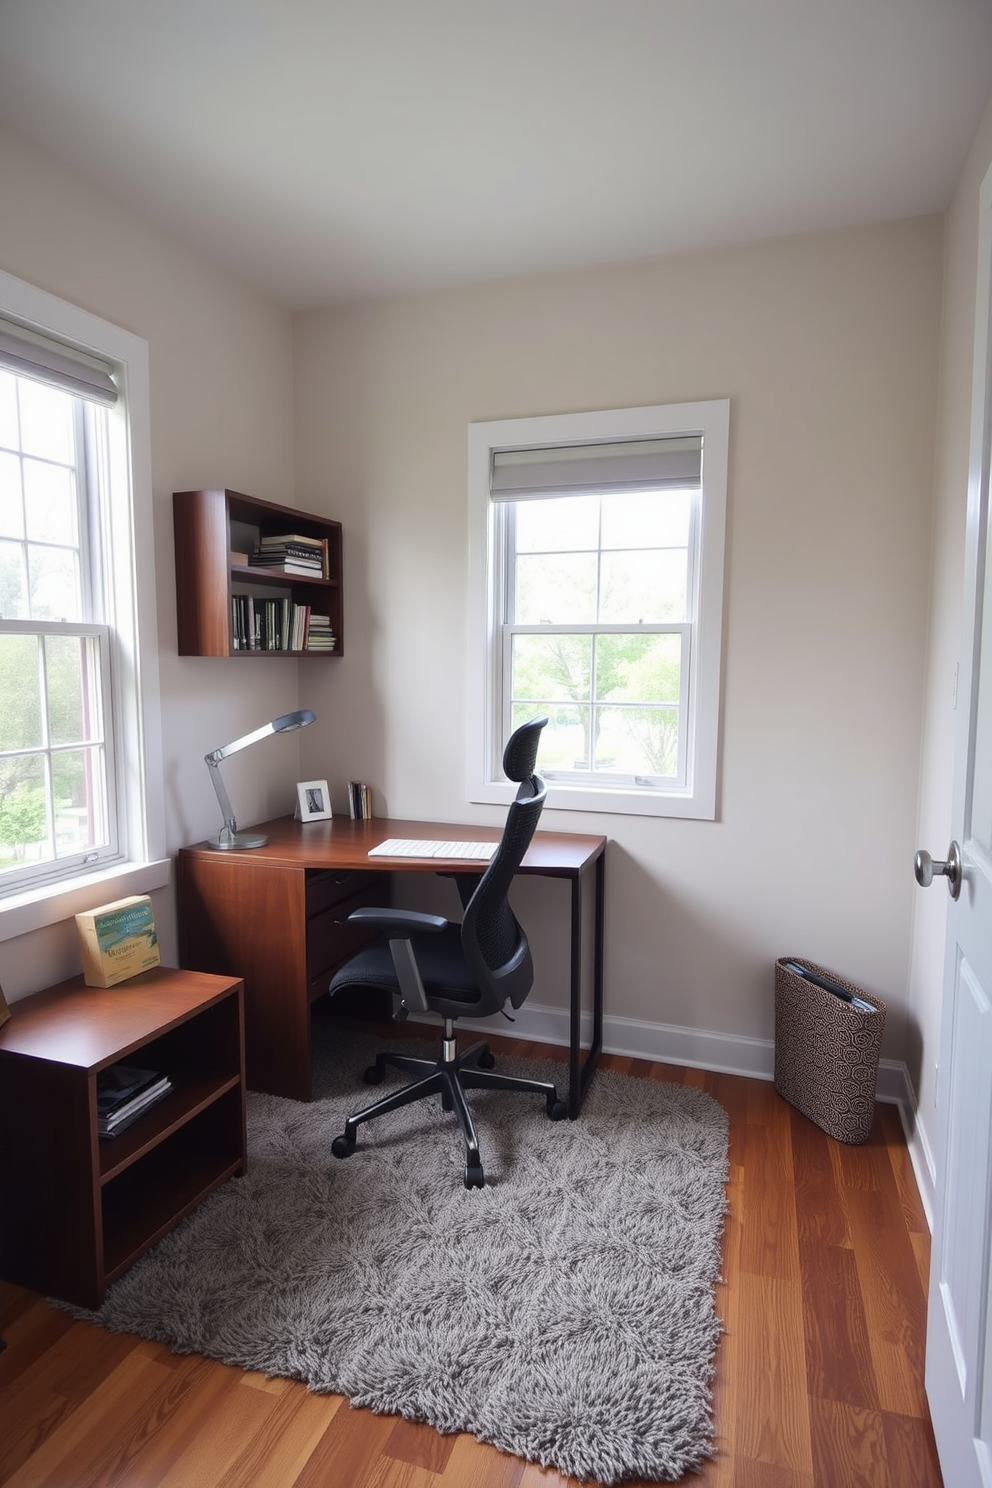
347,907,449,937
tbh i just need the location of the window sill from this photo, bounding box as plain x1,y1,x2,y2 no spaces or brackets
469,779,716,820
0,857,171,943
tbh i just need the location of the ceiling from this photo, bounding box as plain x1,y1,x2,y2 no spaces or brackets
2,0,991,311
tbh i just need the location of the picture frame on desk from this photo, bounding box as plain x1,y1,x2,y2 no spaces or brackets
296,780,332,821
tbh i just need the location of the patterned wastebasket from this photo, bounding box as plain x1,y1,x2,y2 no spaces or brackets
773,957,886,1144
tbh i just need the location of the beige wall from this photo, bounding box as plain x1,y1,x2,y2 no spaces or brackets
0,124,304,997
0,114,959,1094
907,88,992,1169
293,218,943,1063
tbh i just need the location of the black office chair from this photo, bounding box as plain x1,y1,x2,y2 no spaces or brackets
328,716,567,1188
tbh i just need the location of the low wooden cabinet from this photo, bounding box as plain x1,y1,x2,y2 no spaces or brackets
173,487,343,658
0,967,245,1309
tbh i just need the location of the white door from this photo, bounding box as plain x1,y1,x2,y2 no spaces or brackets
923,160,992,1487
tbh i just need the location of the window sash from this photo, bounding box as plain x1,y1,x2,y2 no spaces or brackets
502,621,692,787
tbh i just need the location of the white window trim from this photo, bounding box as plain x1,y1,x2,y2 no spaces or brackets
0,270,169,941
467,399,729,819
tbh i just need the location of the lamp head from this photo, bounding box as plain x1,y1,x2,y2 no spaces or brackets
205,708,317,850
272,709,316,734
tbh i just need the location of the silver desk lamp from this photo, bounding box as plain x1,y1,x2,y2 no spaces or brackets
205,709,316,850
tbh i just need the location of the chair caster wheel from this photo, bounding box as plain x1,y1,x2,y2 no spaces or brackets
364,1064,384,1084
331,1134,356,1158
476,1049,496,1069
464,1163,485,1189
547,1098,568,1121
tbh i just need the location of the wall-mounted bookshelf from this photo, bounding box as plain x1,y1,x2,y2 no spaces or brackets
173,488,343,658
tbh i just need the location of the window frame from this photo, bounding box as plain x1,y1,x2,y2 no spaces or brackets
0,269,168,940
467,399,730,819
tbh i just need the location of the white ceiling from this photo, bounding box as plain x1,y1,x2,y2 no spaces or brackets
2,0,991,311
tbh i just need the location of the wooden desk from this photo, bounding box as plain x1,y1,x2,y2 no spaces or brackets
177,815,605,1116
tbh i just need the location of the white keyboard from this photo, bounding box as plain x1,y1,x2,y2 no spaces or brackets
368,838,497,860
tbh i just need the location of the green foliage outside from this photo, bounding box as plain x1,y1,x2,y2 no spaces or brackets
512,630,681,776
0,631,95,869
0,781,48,859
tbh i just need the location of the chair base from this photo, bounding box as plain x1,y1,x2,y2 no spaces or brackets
331,1032,567,1188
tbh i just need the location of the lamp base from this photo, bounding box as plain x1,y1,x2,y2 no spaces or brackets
207,829,269,851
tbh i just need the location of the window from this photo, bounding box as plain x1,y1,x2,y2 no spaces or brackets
468,400,729,818
0,270,167,938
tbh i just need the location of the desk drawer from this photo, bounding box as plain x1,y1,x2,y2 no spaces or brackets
306,868,386,918
307,881,390,984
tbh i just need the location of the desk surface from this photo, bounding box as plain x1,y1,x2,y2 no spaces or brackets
183,814,606,877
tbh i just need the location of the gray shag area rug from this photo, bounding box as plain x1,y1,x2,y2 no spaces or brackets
70,1020,729,1484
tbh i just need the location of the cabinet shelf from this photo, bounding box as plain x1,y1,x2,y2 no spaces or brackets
174,487,343,658
0,967,246,1308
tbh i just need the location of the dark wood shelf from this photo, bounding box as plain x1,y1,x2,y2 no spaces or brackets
0,967,246,1308
174,487,343,658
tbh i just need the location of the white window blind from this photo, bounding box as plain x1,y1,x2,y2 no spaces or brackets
490,436,702,499
0,320,118,406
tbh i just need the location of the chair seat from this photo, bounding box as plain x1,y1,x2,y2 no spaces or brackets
329,922,484,1014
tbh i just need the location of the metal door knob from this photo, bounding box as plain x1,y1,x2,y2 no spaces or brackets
914,841,962,900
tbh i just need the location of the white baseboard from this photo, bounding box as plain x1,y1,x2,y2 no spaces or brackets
427,999,936,1227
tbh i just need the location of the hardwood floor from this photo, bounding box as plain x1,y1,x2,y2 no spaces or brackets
0,1037,943,1487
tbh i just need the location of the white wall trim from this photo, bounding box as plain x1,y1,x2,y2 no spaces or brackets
422,999,935,1225
0,268,166,940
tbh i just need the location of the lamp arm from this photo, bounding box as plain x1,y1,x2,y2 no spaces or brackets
207,720,277,762
206,756,238,837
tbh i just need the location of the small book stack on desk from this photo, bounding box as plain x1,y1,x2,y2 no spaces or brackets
97,1063,172,1138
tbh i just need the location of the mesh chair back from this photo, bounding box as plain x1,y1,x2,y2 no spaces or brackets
460,718,548,1012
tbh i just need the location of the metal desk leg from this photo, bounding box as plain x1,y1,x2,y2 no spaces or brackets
568,849,605,1117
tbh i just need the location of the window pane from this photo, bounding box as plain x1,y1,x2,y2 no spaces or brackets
600,549,687,622
28,545,81,621
0,539,28,618
511,633,592,704
600,489,691,549
595,633,682,703
0,451,24,537
23,458,77,544
18,378,74,463
0,631,42,747
0,372,17,449
0,754,51,874
53,746,108,854
516,495,599,552
515,553,598,623
595,705,680,777
514,703,592,771
46,633,102,746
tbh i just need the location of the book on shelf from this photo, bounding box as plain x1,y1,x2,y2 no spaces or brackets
251,535,331,579
248,559,323,576
230,595,334,653
257,533,323,550
229,550,250,566
305,613,336,651
96,1062,173,1137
